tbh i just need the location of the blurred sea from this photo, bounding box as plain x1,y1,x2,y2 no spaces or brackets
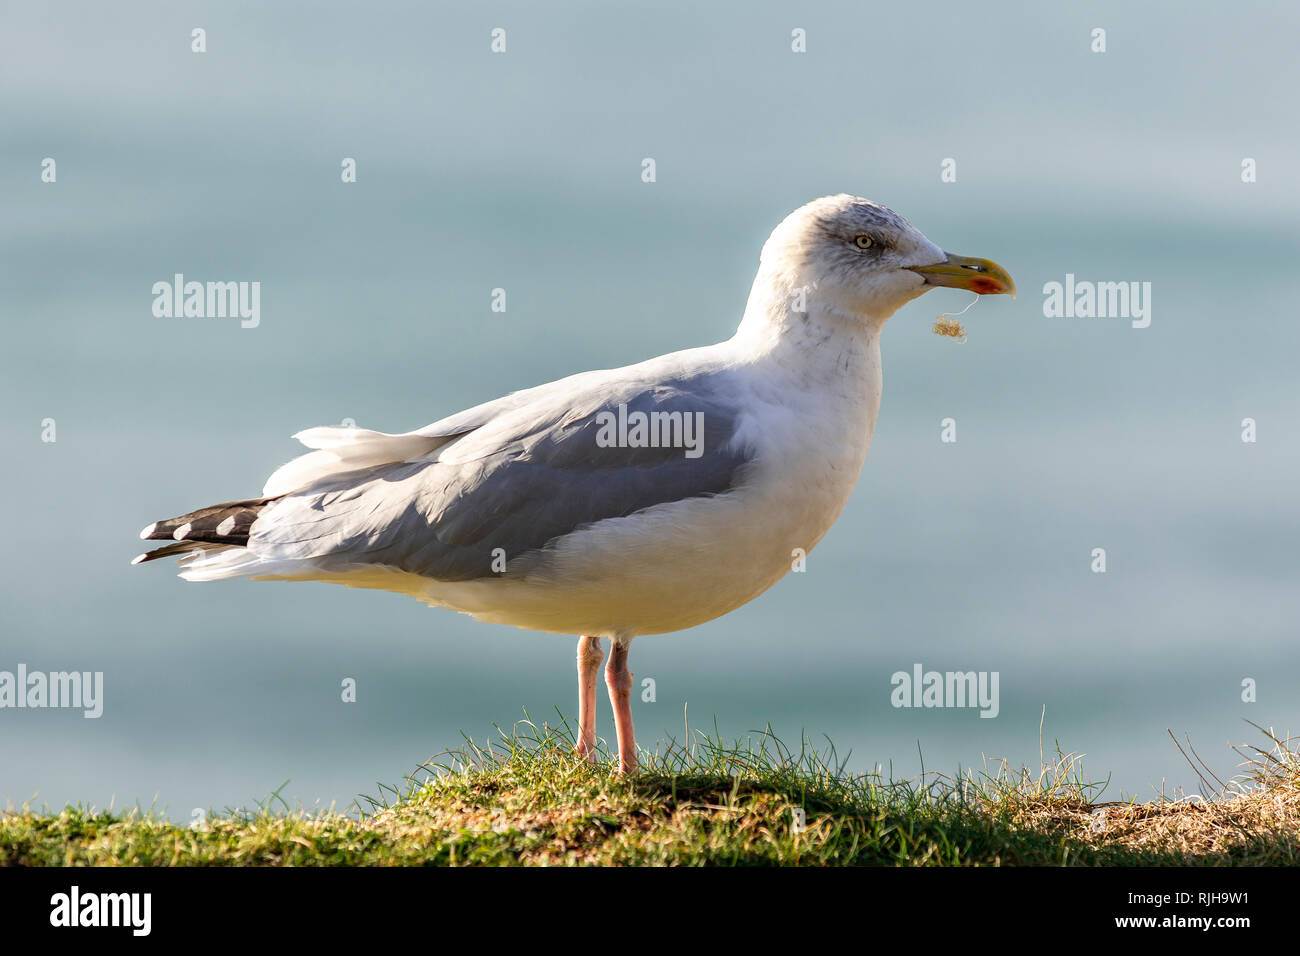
2,1,1297,818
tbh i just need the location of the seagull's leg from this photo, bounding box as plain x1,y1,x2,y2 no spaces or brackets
604,638,637,772
575,635,604,764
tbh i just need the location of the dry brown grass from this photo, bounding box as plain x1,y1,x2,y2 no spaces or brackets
932,316,968,339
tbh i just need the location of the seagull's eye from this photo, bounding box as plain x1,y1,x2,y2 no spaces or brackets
853,235,874,250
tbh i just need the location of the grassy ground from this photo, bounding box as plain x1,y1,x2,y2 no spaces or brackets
2,721,1297,866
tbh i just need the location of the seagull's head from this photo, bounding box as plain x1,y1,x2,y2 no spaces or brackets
758,194,1015,324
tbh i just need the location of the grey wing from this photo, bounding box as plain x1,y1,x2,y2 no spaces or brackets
250,378,754,581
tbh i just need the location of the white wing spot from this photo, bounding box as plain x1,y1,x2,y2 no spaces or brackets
173,522,192,541
216,516,236,536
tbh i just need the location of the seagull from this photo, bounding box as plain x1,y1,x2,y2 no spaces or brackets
134,194,1014,772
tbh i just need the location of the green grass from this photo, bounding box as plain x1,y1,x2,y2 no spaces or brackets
3,720,1297,866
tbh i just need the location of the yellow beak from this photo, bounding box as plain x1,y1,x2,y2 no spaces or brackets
906,252,1016,299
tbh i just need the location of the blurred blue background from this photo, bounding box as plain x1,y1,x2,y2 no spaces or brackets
3,1,1298,818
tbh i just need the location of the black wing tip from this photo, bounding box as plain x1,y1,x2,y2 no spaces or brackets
130,541,209,566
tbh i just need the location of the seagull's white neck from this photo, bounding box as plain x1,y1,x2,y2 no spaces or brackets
724,265,886,466
707,263,887,561
729,265,887,378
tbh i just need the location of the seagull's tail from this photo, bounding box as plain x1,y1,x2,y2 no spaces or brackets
132,497,276,567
